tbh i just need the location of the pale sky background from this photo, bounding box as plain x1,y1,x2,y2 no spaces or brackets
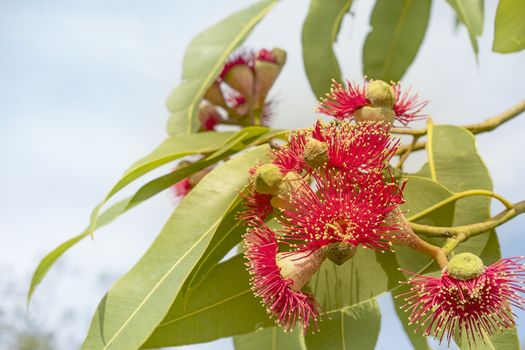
1,0,525,349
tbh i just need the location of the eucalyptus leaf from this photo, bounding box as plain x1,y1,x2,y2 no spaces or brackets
363,0,431,81
28,131,238,303
27,156,226,304
234,326,306,350
81,145,271,350
446,0,483,54
166,0,277,135
395,175,455,274
456,325,521,350
424,125,499,262
311,248,401,312
493,0,525,53
304,299,381,350
143,255,273,348
301,0,353,98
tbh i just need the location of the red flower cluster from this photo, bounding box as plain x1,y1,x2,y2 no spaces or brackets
399,256,525,347
241,118,405,332
200,47,285,131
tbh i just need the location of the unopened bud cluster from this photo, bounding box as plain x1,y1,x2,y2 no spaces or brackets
199,48,287,131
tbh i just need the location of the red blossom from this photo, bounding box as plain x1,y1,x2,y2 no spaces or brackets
317,79,427,126
392,83,428,125
226,93,246,108
244,221,319,333
219,49,255,80
271,131,309,174
279,169,403,252
172,177,191,198
317,79,368,120
399,257,525,347
256,48,277,63
312,120,399,181
238,183,273,222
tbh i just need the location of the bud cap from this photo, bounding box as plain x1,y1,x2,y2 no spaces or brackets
446,252,485,280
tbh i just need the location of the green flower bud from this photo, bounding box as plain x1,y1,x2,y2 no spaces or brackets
254,163,283,195
354,106,395,124
271,48,287,67
446,252,485,280
254,61,281,109
204,81,227,108
270,171,304,210
322,242,357,265
303,138,328,168
224,64,254,101
366,80,395,108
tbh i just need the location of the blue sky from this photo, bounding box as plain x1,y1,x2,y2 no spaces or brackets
1,0,525,349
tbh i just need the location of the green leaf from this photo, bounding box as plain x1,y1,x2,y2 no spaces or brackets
81,145,271,350
143,255,273,348
311,248,401,312
391,284,432,350
301,0,353,98
166,0,277,135
456,326,521,350
493,0,525,53
234,327,306,350
363,0,431,81
182,205,247,294
425,124,500,262
304,299,381,350
395,175,455,273
206,126,270,159
28,133,235,303
446,0,483,54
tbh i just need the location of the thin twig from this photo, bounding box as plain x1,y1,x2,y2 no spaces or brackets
394,99,525,154
410,200,525,239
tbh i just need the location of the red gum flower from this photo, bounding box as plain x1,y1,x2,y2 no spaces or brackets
318,80,368,119
392,83,428,125
279,170,403,253
318,79,428,126
219,49,255,80
256,48,277,63
244,221,319,333
399,257,525,347
172,177,191,198
272,121,398,178
312,121,398,180
272,131,309,174
238,184,273,223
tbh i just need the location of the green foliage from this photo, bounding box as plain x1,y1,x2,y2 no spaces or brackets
81,146,270,350
166,0,276,135
30,1,525,349
304,300,381,350
446,0,484,55
363,0,431,82
395,176,455,273
493,0,525,53
302,0,352,98
143,255,273,348
425,124,499,262
234,326,306,350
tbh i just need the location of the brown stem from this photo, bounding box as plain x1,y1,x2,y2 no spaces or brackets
410,200,525,240
394,99,525,154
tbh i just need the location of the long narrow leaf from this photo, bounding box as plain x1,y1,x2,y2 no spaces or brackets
167,0,277,135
